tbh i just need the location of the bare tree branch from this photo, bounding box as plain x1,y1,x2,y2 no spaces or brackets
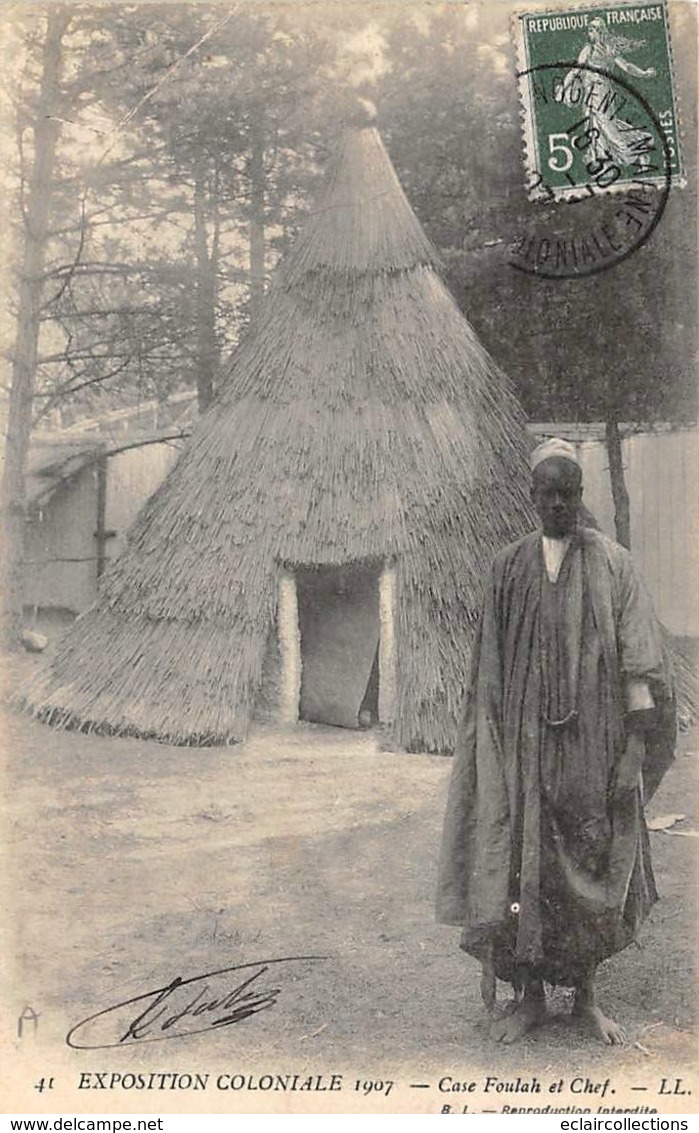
41,194,88,310
33,360,135,420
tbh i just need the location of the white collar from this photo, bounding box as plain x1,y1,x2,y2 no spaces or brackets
541,534,571,582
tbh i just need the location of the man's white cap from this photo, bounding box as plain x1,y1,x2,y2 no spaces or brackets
530,437,580,472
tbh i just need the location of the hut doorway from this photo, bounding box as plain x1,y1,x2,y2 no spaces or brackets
297,564,380,730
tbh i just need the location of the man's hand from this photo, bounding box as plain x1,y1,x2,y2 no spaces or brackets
626,707,657,734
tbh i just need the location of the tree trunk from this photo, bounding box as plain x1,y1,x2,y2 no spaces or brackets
605,413,631,549
249,122,265,322
0,11,69,649
193,154,218,413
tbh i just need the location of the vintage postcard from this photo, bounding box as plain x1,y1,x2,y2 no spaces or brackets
1,0,697,1119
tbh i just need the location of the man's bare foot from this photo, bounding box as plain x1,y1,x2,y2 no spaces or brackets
490,994,547,1044
573,976,626,1045
573,1001,626,1045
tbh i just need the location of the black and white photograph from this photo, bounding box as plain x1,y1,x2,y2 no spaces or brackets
1,0,697,1118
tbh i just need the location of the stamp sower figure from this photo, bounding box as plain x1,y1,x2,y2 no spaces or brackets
437,438,676,1045
561,17,656,171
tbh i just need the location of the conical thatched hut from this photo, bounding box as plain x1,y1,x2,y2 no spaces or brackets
19,118,538,752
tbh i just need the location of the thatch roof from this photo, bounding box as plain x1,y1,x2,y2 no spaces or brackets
18,123,538,750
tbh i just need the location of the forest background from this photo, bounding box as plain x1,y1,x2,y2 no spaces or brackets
0,1,696,643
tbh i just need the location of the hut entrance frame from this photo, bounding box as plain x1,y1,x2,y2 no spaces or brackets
276,562,396,731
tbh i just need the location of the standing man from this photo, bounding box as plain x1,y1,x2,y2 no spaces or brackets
437,438,676,1045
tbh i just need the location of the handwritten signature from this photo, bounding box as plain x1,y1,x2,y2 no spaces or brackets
66,956,326,1050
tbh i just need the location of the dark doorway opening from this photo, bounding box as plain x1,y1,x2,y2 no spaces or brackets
297,563,380,729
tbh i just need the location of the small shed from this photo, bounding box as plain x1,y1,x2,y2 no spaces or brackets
23,417,189,615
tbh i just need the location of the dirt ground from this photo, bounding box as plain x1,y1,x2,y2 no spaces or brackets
1,655,697,1114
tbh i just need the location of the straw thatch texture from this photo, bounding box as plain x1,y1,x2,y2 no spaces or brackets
18,125,540,749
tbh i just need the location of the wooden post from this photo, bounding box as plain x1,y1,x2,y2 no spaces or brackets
378,564,397,725
278,570,301,723
606,414,631,549
94,454,108,579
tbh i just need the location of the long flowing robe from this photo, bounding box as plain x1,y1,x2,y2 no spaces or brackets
436,527,676,987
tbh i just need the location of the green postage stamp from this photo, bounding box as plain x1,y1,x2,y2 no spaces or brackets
512,2,684,201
